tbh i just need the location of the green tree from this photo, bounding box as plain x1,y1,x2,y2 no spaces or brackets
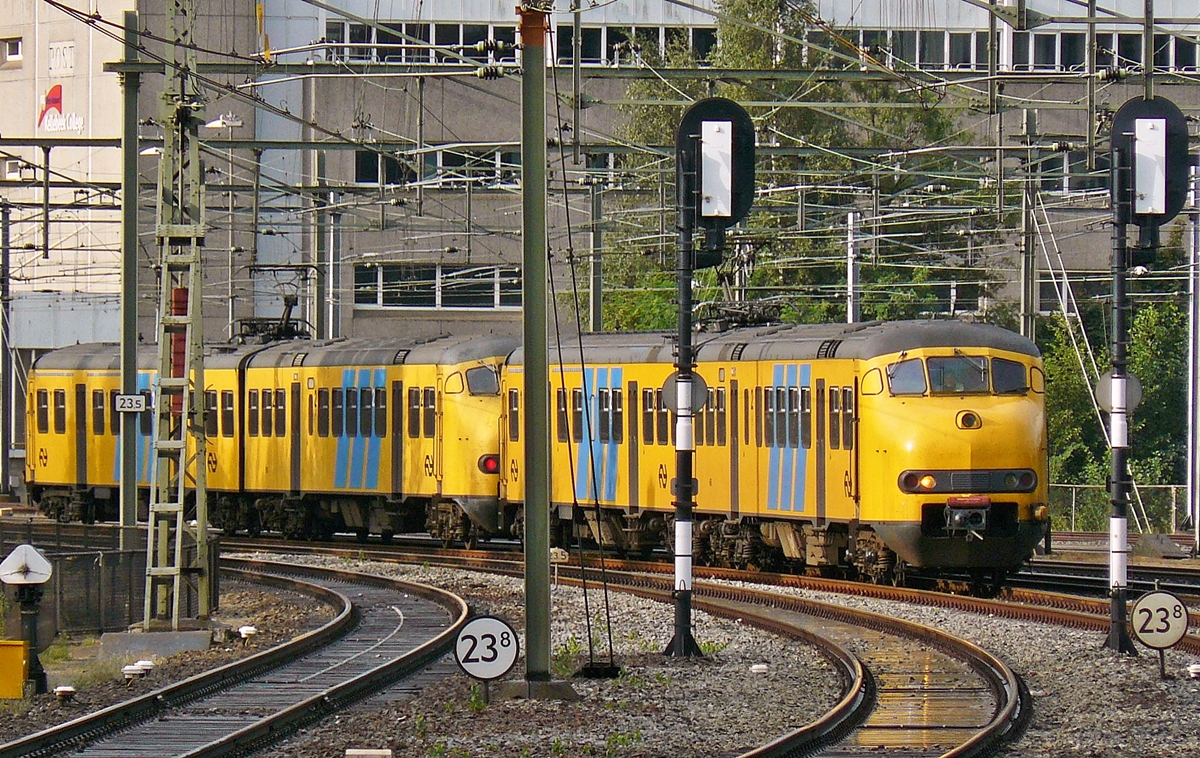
600,0,989,330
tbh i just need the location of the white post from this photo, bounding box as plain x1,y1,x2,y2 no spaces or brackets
847,211,859,323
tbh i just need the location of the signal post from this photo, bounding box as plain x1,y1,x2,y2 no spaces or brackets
668,99,754,657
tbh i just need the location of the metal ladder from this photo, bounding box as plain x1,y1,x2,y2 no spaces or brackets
143,0,210,630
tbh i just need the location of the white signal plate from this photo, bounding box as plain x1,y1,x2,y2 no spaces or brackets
0,544,53,585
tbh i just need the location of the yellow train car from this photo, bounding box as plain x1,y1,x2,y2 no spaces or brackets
27,335,519,548
213,335,519,543
500,320,1049,589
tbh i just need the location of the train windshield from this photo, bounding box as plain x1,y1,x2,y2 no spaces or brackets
928,355,989,394
465,365,500,395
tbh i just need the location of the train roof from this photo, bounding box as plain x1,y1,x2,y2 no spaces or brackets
243,334,521,369
31,342,264,372
507,320,1039,365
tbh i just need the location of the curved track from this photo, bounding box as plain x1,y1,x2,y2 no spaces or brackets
228,540,1028,758
0,560,466,758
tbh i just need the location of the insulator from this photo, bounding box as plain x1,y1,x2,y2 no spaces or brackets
475,65,504,80
473,39,515,55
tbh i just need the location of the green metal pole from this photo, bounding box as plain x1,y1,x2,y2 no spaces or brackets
520,3,551,685
120,10,140,548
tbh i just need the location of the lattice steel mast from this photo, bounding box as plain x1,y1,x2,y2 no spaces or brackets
144,0,210,630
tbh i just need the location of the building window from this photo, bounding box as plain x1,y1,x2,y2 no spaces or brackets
354,150,415,186
354,263,522,310
2,38,21,64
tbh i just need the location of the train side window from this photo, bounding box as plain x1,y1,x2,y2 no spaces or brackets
274,389,286,436
360,387,373,437
763,388,775,447
36,389,48,434
754,387,762,447
204,390,218,437
53,389,66,434
422,387,436,438
598,389,611,443
556,388,569,443
861,368,883,395
785,387,797,448
571,388,583,443
655,388,669,445
743,388,751,446
375,388,387,437
1030,365,1046,394
612,388,624,444
406,388,420,437
887,358,927,395
509,389,520,442
317,388,330,437
828,386,840,449
842,387,854,450
705,389,716,446
92,390,106,436
345,387,359,436
641,389,654,445
110,390,120,436
800,387,812,449
248,390,259,436
222,390,235,437
716,388,726,446
261,389,274,437
331,388,344,436
308,393,315,436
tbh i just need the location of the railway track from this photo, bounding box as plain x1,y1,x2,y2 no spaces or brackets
226,540,1028,758
17,521,1197,756
0,560,466,758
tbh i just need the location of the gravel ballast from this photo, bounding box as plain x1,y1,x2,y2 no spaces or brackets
248,555,1200,758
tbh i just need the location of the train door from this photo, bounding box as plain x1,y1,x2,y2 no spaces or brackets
74,383,87,491
692,367,731,517
290,382,301,493
390,381,404,496
821,373,857,523
434,376,444,493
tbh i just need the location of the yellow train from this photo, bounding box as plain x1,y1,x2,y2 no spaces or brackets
26,319,1049,588
499,319,1050,588
25,335,519,544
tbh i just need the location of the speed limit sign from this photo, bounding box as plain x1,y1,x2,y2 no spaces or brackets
1130,591,1189,650
454,616,519,681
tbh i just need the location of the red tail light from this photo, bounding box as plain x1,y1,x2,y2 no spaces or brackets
478,454,500,474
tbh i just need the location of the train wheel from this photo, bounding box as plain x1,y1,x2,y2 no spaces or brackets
380,530,394,544
355,528,369,544
891,560,908,587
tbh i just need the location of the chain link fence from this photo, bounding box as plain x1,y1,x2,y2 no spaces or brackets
0,521,218,639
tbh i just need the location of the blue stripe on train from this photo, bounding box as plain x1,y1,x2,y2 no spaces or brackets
335,369,353,488
349,369,369,488
767,364,783,510
365,368,384,490
793,364,810,513
779,364,797,512
605,367,621,501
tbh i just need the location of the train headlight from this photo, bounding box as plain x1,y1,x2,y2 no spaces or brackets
900,472,937,492
918,474,937,490
478,455,501,474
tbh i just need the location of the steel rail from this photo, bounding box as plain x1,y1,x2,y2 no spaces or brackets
0,567,354,758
